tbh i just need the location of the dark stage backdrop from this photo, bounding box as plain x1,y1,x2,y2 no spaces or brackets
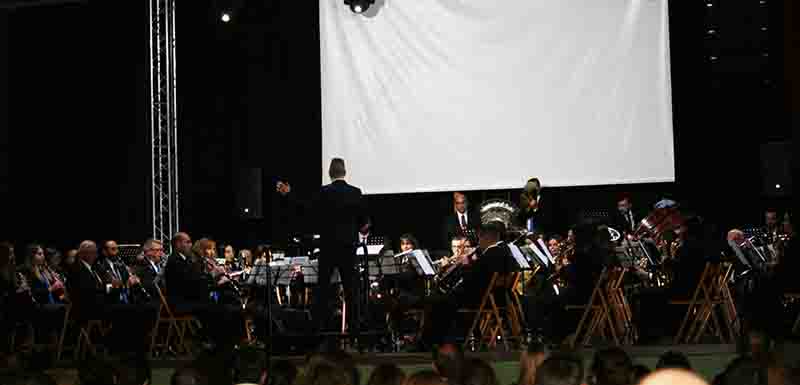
1,0,793,251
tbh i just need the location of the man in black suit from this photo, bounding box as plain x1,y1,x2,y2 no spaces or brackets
518,178,556,236
132,238,165,300
422,221,516,346
277,158,366,335
442,192,479,248
67,240,152,356
611,194,644,235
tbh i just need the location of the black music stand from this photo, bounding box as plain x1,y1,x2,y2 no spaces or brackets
118,244,142,266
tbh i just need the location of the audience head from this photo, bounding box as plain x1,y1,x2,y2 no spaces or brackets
717,356,767,385
478,221,505,249
591,347,632,385
462,357,499,385
453,192,468,214
368,364,406,385
640,369,707,385
534,353,585,385
404,371,447,385
399,234,418,252
103,240,120,258
143,239,164,264
172,232,193,255
329,158,346,180
78,240,99,265
656,351,692,371
518,341,548,385
433,343,464,382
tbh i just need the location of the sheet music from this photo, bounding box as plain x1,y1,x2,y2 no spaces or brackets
395,249,436,276
537,238,557,265
508,244,531,270
356,244,384,256
528,243,550,267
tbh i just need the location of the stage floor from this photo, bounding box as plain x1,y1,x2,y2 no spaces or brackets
35,343,800,385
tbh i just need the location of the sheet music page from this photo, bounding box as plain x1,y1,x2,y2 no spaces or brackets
529,244,550,267
537,238,557,265
357,244,384,255
413,250,437,276
508,244,531,270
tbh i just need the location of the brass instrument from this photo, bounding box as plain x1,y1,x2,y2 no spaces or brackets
436,248,477,295
478,199,524,239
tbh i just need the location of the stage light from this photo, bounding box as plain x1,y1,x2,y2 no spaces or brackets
776,184,781,189
221,12,232,23
344,0,375,14
243,208,249,213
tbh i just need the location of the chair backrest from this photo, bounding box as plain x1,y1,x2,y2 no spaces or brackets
155,282,176,318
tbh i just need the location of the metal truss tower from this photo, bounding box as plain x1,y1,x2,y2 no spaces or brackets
149,0,179,246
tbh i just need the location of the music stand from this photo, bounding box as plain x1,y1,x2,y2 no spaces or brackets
118,244,142,266
395,249,437,277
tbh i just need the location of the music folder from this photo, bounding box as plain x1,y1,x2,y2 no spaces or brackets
395,249,436,277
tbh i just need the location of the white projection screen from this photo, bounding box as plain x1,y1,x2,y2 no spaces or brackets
320,0,674,194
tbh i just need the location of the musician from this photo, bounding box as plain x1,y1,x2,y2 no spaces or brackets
19,244,68,353
277,158,367,336
223,244,242,273
518,178,554,235
442,192,479,248
439,234,473,267
164,233,242,352
193,238,241,306
133,239,164,300
421,222,516,347
67,240,152,356
98,240,134,305
611,193,643,235
0,242,36,353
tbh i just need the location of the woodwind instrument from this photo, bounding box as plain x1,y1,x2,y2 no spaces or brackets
203,254,241,297
16,271,37,305
125,264,152,303
43,264,67,302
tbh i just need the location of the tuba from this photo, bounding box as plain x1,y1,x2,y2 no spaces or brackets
478,199,522,239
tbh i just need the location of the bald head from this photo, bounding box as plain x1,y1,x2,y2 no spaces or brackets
172,232,192,255
640,369,707,385
78,240,98,265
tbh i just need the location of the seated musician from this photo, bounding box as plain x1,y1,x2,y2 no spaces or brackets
193,238,241,306
132,239,164,301
635,216,717,343
0,242,37,354
67,240,153,356
439,234,476,267
223,244,242,273
420,221,516,348
164,233,242,352
19,244,67,352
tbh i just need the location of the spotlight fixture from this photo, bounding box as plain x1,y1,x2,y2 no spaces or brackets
221,11,232,23
344,0,375,14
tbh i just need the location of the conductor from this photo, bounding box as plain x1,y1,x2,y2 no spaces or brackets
277,158,366,336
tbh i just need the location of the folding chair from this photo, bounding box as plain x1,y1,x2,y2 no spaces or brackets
670,262,712,344
685,263,736,344
150,284,200,358
787,293,800,334
566,267,620,347
459,271,521,350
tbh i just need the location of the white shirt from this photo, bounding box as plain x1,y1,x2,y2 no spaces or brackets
359,232,369,245
178,252,187,261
